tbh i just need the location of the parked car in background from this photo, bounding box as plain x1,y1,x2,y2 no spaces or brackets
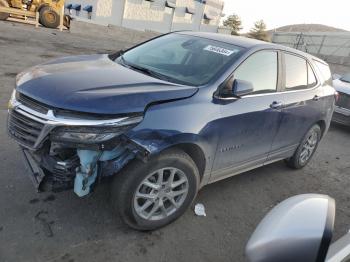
332,74,350,126
7,32,336,230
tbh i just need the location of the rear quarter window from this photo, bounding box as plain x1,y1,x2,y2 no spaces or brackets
307,63,317,88
313,60,332,85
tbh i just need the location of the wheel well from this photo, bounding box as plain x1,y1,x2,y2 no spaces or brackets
169,143,206,181
316,120,326,137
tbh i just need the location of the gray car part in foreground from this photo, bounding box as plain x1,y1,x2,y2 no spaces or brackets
246,194,350,262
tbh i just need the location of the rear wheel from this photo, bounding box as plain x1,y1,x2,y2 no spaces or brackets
39,6,60,28
111,149,200,230
286,124,321,169
0,0,10,21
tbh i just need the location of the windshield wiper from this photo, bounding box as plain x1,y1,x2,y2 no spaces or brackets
119,56,175,82
130,65,167,80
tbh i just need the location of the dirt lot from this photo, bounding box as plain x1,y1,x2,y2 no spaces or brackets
0,21,350,262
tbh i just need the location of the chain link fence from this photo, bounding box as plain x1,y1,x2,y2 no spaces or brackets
272,32,350,74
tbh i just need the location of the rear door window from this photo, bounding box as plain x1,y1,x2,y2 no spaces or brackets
284,53,308,90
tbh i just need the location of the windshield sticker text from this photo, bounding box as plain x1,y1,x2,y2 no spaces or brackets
203,45,237,56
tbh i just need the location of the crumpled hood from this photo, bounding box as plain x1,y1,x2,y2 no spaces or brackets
16,54,198,114
333,79,350,95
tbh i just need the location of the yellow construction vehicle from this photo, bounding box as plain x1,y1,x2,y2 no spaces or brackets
0,0,67,28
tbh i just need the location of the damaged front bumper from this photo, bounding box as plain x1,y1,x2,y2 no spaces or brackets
20,144,137,196
22,148,46,191
8,90,149,197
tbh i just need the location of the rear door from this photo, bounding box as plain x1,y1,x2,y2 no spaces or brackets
267,52,325,161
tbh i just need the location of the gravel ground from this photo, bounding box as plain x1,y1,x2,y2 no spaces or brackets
0,21,349,262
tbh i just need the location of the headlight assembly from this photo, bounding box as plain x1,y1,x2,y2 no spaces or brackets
51,121,141,144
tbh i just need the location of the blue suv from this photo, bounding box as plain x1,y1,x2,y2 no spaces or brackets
7,32,335,230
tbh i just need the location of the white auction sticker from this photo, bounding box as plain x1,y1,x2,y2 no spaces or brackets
203,45,237,56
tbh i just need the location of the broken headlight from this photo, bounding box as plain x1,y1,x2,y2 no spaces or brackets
51,118,142,144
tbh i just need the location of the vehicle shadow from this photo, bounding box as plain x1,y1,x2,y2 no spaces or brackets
330,122,350,133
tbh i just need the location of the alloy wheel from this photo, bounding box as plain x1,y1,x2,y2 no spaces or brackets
299,130,318,165
133,167,189,221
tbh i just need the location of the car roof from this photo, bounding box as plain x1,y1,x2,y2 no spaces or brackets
177,31,272,48
176,31,326,64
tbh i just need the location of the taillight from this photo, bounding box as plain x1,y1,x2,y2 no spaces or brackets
334,91,340,102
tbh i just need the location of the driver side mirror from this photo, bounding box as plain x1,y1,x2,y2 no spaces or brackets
246,194,335,262
232,79,254,97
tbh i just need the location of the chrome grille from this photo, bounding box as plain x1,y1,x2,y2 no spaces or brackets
17,93,50,114
8,110,44,148
336,92,350,109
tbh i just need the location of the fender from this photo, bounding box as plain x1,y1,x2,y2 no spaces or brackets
125,89,222,185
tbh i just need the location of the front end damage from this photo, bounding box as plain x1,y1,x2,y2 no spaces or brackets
8,90,149,197
21,140,145,197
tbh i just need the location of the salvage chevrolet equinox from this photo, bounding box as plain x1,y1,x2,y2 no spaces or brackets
7,32,335,230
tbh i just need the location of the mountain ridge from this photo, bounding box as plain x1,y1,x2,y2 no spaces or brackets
269,23,348,33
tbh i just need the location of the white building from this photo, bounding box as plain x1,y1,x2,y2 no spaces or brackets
65,0,224,33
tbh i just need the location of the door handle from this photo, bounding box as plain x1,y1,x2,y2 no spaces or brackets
313,95,321,101
270,101,283,109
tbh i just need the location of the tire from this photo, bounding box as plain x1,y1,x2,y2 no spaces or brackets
111,149,200,231
286,124,322,169
0,0,9,21
39,6,60,29
63,14,71,28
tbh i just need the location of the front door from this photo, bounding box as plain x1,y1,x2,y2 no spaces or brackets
210,50,283,182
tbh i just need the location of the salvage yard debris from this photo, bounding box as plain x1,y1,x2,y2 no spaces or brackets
194,203,206,217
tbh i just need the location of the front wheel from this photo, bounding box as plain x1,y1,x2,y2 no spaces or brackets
286,124,321,169
111,149,200,230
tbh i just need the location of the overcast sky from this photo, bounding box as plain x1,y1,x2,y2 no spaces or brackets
223,0,349,32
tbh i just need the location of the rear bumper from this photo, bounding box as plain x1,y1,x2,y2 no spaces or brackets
332,106,350,126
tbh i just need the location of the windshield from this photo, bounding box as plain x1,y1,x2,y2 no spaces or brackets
117,34,244,86
340,74,350,83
